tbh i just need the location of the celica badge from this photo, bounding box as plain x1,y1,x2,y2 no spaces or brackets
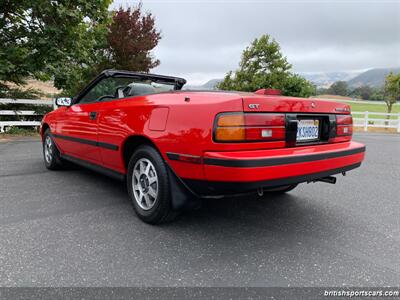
311,102,316,108
248,104,260,109
335,107,350,112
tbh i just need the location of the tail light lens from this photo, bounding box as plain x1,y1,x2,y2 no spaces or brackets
214,113,285,142
336,115,353,137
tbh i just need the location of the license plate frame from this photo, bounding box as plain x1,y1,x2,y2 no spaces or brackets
296,119,320,142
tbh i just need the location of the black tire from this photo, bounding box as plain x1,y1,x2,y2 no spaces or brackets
42,129,64,170
127,144,178,224
263,184,298,194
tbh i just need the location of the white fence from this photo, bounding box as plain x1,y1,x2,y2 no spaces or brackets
0,98,53,133
352,111,400,132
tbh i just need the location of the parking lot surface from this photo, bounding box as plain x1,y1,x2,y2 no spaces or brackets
0,133,399,286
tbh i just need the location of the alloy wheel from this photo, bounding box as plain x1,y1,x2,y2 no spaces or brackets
132,158,158,210
44,135,53,164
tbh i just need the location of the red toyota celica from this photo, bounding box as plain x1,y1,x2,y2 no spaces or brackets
41,70,365,224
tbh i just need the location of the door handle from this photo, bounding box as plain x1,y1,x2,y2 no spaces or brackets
89,111,98,120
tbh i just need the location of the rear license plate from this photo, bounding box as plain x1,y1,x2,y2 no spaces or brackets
296,119,319,142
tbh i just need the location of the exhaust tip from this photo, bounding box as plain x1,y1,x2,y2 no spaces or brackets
312,176,337,184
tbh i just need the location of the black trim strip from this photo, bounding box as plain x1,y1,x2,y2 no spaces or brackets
166,152,180,161
97,141,119,151
60,154,125,181
183,163,362,196
53,134,119,151
166,152,202,164
203,146,366,168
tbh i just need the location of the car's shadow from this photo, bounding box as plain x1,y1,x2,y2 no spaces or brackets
69,163,343,246
173,193,324,233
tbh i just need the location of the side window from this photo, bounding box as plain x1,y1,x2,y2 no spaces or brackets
79,77,134,104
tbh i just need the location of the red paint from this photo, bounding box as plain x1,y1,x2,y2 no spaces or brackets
41,88,364,188
203,141,365,182
149,107,169,131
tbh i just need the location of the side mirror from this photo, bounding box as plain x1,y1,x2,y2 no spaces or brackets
55,97,72,107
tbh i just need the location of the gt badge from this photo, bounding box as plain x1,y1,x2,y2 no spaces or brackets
248,104,260,109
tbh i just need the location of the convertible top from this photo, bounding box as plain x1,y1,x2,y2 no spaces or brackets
74,69,187,103
102,70,187,90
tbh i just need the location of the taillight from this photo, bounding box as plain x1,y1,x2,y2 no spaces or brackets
336,115,353,137
214,113,285,142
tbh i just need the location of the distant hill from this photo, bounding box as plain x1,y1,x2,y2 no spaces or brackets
184,67,400,91
202,79,222,89
347,67,400,88
300,71,362,88
184,79,222,90
5,79,60,99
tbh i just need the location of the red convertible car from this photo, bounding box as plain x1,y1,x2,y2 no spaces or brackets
41,70,365,224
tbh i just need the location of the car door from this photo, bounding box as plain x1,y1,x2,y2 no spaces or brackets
54,77,126,164
54,101,101,163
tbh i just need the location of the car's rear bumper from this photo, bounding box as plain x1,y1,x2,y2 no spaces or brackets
182,141,365,196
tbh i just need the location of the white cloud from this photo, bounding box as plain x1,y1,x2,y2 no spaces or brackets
112,0,400,85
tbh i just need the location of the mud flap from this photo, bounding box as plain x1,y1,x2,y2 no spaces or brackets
166,164,202,211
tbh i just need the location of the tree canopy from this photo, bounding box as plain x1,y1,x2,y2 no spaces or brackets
384,72,400,113
107,5,161,72
0,0,112,91
54,4,162,96
217,35,316,97
328,81,348,96
350,85,373,100
0,1,162,97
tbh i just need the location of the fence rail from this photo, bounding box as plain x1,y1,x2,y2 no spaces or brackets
352,111,400,132
0,110,37,116
0,98,53,105
0,98,53,133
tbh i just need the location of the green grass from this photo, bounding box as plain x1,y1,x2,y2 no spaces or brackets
344,101,400,119
0,127,39,136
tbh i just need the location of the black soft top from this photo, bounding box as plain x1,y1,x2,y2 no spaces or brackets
102,69,186,89
74,69,187,103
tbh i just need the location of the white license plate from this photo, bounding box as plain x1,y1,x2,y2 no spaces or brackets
297,119,319,142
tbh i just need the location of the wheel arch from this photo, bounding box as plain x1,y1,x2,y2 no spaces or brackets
41,122,50,137
121,134,201,211
121,134,162,169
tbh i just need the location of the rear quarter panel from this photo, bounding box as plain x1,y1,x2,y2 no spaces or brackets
96,92,244,179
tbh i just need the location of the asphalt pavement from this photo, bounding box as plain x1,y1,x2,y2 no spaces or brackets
0,133,399,287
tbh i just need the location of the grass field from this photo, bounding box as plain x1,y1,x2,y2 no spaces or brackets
322,99,399,132
321,100,400,119
315,95,400,119
347,102,400,120
346,101,400,114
